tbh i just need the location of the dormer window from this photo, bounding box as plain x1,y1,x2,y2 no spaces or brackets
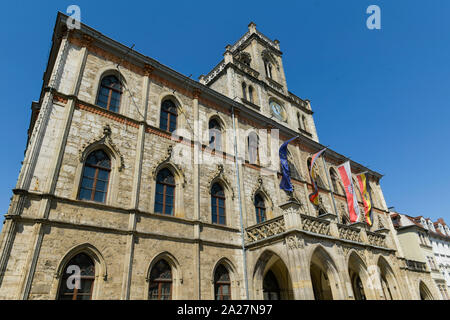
421,218,428,229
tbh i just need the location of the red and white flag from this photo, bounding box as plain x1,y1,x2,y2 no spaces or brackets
337,161,360,223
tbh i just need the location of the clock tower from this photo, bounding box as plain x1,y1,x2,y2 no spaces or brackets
200,22,319,142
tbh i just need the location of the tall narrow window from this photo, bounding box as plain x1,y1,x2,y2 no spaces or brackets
248,86,254,103
248,132,259,165
330,169,340,193
78,150,111,203
209,119,222,151
302,116,308,132
298,113,303,130
96,75,122,112
149,260,172,300
255,194,266,224
155,168,175,215
264,60,272,79
211,183,226,225
58,253,95,300
242,83,247,100
160,100,178,133
214,265,231,300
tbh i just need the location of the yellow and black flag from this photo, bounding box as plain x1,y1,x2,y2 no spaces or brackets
356,172,373,226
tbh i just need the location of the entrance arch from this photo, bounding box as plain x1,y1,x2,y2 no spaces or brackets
309,246,343,300
348,251,371,300
377,256,401,300
419,281,434,300
252,250,294,300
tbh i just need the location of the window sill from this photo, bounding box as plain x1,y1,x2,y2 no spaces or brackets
241,98,260,110
298,127,312,137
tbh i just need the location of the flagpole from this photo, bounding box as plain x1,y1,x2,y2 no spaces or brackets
321,149,339,221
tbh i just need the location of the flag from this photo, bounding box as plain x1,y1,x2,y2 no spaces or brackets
308,148,327,205
338,161,360,223
279,136,299,192
357,172,373,226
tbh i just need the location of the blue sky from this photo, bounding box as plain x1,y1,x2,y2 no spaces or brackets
0,0,449,227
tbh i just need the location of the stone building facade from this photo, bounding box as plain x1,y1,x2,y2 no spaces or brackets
0,13,441,300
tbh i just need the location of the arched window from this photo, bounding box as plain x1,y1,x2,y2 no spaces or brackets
248,86,254,103
148,259,172,300
264,60,273,79
209,119,222,151
330,169,340,194
214,265,231,300
58,253,95,300
302,116,308,132
254,194,266,224
307,158,325,189
155,168,175,215
297,113,303,130
242,83,247,100
160,100,178,133
78,150,111,203
96,75,122,112
211,183,226,225
248,132,259,165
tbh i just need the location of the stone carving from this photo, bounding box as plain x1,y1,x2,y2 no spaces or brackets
150,145,186,187
338,224,361,242
378,216,385,229
367,231,386,248
285,234,304,250
245,216,285,243
208,164,235,200
79,124,125,171
301,214,331,236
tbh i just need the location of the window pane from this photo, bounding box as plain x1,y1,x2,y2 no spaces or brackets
79,188,92,201
97,170,109,181
95,180,107,192
165,205,173,215
155,203,163,213
78,279,93,294
219,216,225,225
83,167,96,178
81,177,94,189
94,191,106,203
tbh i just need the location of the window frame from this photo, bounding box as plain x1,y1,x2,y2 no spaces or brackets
160,99,178,133
155,168,176,216
78,150,111,203
211,183,226,225
96,75,122,112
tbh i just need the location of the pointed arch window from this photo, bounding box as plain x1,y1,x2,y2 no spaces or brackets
264,60,273,79
211,183,226,225
248,132,259,165
78,150,111,203
255,194,266,224
155,168,175,215
209,119,222,151
148,260,172,300
330,169,340,194
96,75,122,112
214,265,231,300
58,253,95,300
160,100,178,133
302,116,308,132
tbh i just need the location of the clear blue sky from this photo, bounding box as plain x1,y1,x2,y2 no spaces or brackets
0,0,449,227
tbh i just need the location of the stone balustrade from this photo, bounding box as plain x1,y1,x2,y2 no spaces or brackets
245,215,285,243
366,231,387,248
245,205,391,251
337,224,361,242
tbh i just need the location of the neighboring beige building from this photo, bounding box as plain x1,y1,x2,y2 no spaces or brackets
0,12,441,300
391,213,449,299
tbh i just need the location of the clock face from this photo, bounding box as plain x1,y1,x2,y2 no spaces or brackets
270,101,286,121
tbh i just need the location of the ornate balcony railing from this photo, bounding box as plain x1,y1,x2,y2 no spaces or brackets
367,231,387,248
405,259,427,272
245,216,285,243
337,224,361,242
301,214,331,236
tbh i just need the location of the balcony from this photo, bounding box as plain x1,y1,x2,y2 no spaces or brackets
405,259,428,272
244,201,391,251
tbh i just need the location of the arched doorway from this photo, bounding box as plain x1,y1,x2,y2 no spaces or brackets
263,270,280,300
309,246,343,300
253,251,294,300
348,252,370,300
310,262,332,300
377,257,400,300
419,281,434,300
